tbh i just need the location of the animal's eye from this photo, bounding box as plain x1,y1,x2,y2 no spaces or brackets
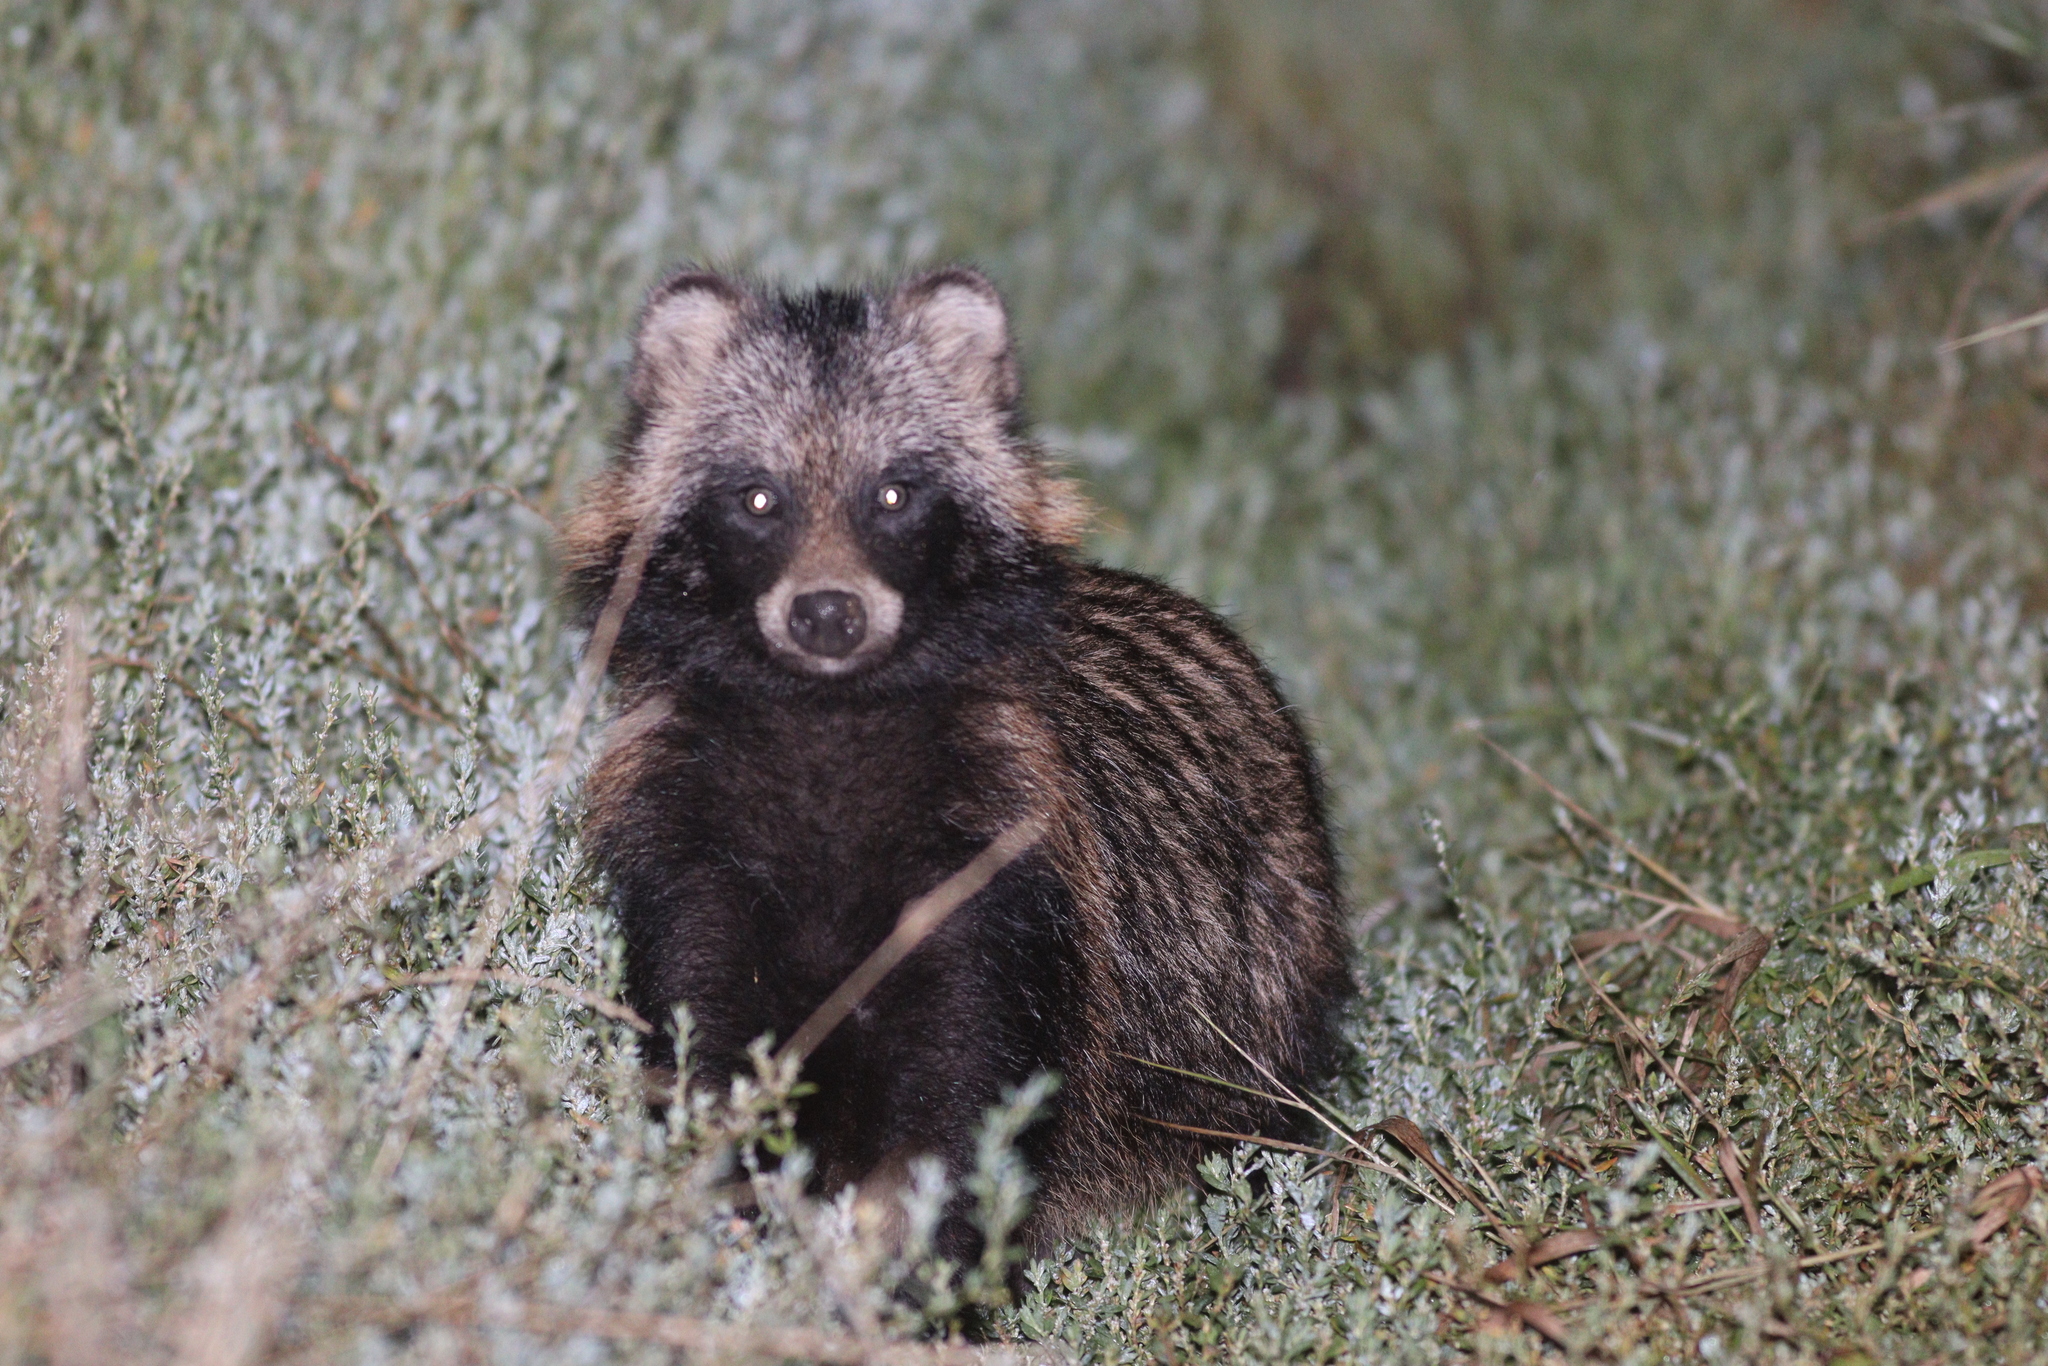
877,483,907,511
742,487,778,516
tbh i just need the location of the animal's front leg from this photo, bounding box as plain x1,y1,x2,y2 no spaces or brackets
842,1133,987,1272
616,858,789,1080
831,860,1070,1269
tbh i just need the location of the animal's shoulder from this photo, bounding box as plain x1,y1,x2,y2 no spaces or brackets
1050,562,1294,732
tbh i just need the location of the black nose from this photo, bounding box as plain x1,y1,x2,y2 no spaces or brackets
788,590,868,658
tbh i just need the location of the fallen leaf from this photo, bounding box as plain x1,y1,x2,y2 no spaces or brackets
1483,1228,1604,1283
1968,1166,2044,1250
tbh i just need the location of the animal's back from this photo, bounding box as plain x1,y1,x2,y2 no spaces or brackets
1018,563,1348,1236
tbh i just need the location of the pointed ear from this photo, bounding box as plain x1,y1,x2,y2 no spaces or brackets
891,268,1019,410
628,269,746,409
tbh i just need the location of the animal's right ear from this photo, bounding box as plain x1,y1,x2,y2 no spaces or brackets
627,270,746,410
890,268,1019,411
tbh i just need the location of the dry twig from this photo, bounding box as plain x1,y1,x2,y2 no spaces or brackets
1853,149,2048,239
779,818,1045,1065
308,967,652,1033
1464,724,1730,918
311,1294,1038,1365
371,512,661,1180
302,423,480,668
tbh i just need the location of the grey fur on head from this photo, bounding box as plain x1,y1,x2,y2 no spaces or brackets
563,267,1088,615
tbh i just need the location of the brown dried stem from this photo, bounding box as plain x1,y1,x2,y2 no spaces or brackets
301,422,480,672
370,514,661,1180
1464,723,1730,918
1940,162,2048,351
307,967,653,1032
778,818,1045,1066
308,1293,1037,1365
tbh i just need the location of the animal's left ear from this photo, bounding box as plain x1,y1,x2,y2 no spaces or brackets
891,268,1020,410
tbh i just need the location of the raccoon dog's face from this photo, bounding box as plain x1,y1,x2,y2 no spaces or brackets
563,268,1088,693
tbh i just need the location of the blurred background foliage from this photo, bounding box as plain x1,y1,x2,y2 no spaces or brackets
8,0,2048,1361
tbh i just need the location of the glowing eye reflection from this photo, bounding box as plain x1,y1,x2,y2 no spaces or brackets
878,484,907,510
743,487,777,516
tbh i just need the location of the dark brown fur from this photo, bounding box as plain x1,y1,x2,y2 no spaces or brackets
564,266,1350,1256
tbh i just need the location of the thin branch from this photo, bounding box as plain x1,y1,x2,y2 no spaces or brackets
170,1145,321,1366
1137,1116,1457,1221
427,484,556,526
1189,1001,1363,1140
1570,946,1712,1114
779,819,1045,1066
1568,944,1745,1219
126,800,518,1150
0,976,122,1071
1372,1115,1517,1239
371,511,662,1181
1138,1006,1493,1233
1852,148,2048,240
1940,163,2048,351
1672,1237,1898,1296
1464,723,1729,918
1112,1051,1311,1112
1420,1272,1574,1349
1135,1116,1405,1179
1551,872,1749,939
1940,304,2048,353
1117,1055,1467,1220
309,1294,1028,1366
301,422,480,672
91,655,268,745
307,968,651,1033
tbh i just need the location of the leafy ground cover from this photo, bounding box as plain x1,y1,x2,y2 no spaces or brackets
7,1,2048,1361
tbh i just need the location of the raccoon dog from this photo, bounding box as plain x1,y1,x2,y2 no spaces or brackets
563,267,1350,1260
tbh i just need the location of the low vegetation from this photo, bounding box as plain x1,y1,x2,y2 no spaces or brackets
6,1,2048,1361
